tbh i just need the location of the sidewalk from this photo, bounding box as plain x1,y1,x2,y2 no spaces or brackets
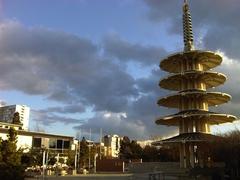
25,173,133,180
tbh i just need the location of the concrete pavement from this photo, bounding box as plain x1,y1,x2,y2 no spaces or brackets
25,173,134,180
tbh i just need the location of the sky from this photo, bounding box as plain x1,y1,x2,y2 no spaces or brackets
0,0,239,140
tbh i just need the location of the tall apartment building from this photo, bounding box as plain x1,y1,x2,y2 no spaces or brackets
0,105,30,130
103,134,120,158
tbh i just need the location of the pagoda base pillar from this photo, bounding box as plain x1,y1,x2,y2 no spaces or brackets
180,143,195,168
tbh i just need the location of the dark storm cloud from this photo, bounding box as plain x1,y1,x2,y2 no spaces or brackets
73,68,177,139
103,34,167,66
144,0,240,59
136,68,167,95
213,55,240,118
73,110,177,140
0,21,137,112
38,104,85,114
32,110,84,125
77,0,240,138
0,20,172,138
73,112,147,139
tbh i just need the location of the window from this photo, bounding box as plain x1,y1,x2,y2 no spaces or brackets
57,140,63,149
63,140,70,149
49,139,56,149
33,138,42,148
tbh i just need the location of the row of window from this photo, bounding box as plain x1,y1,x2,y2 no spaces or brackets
33,137,70,149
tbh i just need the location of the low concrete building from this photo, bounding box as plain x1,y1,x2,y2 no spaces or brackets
0,122,77,153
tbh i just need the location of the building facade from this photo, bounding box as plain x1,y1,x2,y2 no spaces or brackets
0,105,30,130
103,134,120,158
0,122,77,153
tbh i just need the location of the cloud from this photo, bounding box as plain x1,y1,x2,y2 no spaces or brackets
38,104,86,114
0,20,138,113
74,0,240,139
32,109,84,126
1,4,238,140
0,20,171,138
0,100,7,107
103,34,166,66
73,67,177,139
73,111,146,139
211,51,240,117
73,111,175,140
144,0,240,59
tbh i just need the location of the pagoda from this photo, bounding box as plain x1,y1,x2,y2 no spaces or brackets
154,0,237,168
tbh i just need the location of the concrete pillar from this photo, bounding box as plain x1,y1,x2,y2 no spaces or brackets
207,123,210,133
189,144,195,168
195,120,200,132
193,119,196,132
179,120,184,134
180,143,188,168
180,144,184,168
201,120,207,132
188,120,193,132
185,144,190,168
184,120,188,133
183,143,187,168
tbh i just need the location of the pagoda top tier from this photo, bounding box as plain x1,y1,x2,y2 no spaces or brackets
160,50,222,73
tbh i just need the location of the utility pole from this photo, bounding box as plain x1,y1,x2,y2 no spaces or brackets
88,128,91,172
99,128,102,160
77,129,81,171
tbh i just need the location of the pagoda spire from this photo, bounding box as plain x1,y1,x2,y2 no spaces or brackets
183,0,194,51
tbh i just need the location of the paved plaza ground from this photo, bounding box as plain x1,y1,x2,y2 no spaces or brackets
26,174,133,180
25,173,180,180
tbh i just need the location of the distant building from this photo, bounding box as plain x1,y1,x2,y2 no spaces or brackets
0,122,77,153
0,105,30,130
137,140,154,148
103,134,120,158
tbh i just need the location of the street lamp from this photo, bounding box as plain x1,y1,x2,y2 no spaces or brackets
94,153,98,173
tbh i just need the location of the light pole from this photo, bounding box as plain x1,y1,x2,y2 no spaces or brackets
88,144,91,172
74,143,77,175
88,128,91,173
99,128,102,160
42,150,46,180
94,153,98,173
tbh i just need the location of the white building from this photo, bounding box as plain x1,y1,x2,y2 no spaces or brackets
103,134,120,158
0,122,77,153
0,105,30,130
